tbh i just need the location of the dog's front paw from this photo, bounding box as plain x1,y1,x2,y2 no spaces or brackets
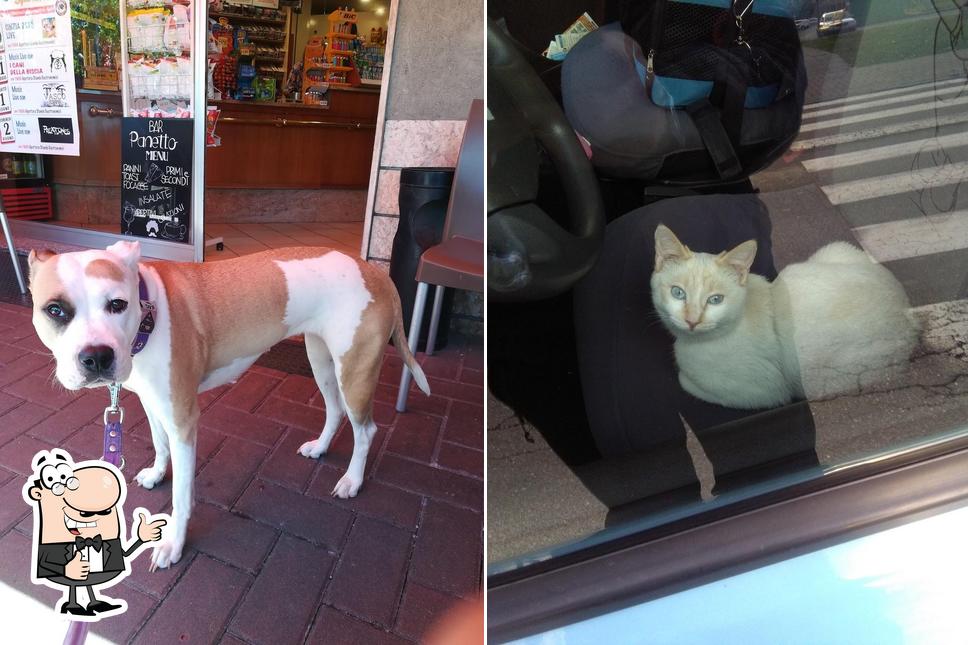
298,440,326,459
332,473,362,499
149,538,183,572
135,466,165,489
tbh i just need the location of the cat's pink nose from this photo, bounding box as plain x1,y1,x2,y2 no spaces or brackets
686,319,699,330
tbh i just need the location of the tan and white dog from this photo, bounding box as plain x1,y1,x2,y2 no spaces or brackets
28,241,430,570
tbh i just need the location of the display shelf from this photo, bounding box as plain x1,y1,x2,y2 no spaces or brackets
246,34,285,44
320,8,360,89
210,12,286,27
209,4,291,99
120,0,194,117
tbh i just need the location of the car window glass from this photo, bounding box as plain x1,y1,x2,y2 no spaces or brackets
487,0,968,571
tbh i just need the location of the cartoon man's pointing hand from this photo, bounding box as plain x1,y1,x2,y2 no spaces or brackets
23,449,169,620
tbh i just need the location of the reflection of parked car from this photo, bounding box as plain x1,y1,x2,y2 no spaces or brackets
817,9,857,36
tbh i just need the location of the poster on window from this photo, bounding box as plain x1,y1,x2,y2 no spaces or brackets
0,0,80,155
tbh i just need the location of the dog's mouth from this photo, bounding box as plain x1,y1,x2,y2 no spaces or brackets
82,376,114,388
63,512,97,536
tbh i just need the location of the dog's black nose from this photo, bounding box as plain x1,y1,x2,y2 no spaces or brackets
78,345,115,376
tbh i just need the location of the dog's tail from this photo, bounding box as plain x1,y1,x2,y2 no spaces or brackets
391,296,431,396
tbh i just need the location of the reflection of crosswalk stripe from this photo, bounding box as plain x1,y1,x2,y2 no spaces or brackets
821,161,968,205
800,93,968,133
791,112,968,151
853,210,968,263
803,83,968,121
804,77,967,111
802,131,968,172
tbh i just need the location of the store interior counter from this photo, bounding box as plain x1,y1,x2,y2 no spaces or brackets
53,87,380,190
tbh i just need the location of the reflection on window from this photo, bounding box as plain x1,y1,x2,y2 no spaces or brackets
72,0,122,91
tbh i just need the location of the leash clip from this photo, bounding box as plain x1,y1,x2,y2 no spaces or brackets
103,381,124,426
733,0,754,48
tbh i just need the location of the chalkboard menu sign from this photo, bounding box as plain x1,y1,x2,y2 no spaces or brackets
121,117,192,243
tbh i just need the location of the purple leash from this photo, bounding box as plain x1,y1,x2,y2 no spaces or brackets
102,271,153,470
63,273,154,645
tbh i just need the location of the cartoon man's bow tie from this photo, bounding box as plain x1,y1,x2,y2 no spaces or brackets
74,535,103,552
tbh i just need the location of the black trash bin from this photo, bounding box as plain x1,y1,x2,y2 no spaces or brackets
390,167,456,352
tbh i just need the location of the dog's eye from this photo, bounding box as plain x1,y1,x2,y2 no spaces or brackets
45,303,68,320
107,299,128,314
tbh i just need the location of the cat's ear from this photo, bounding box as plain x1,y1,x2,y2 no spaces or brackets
718,239,758,285
654,224,692,271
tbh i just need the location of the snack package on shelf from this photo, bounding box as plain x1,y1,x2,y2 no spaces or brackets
206,106,221,147
127,8,167,53
129,96,191,118
163,4,192,54
211,54,236,97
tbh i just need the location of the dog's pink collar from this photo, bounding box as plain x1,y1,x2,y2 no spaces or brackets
130,272,155,356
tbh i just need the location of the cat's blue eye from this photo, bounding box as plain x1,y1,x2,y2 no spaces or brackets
707,294,724,305
671,286,686,300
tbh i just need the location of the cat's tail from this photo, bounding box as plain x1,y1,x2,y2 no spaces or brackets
809,241,871,265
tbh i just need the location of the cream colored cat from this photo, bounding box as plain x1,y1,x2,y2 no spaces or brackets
651,225,919,409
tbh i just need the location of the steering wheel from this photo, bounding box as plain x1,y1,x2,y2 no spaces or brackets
487,18,605,302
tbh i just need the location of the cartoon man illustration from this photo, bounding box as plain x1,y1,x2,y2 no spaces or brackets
23,450,168,619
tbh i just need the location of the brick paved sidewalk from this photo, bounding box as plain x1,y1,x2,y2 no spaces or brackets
0,301,484,644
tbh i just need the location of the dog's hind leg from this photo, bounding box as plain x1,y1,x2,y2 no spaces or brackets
330,333,385,499
298,333,345,459
135,405,170,489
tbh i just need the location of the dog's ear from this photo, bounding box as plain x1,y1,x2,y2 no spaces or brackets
27,249,56,283
106,240,141,270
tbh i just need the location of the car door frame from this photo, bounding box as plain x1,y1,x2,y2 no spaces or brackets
488,433,968,642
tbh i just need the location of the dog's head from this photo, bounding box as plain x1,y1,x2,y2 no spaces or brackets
29,241,142,390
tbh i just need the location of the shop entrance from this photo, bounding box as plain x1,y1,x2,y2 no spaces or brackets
4,0,394,263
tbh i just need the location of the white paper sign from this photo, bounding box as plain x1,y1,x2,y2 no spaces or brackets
0,0,80,156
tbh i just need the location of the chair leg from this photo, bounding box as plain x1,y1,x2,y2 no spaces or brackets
396,281,429,413
0,211,26,295
425,285,446,356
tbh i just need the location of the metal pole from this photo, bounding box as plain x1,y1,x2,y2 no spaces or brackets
190,0,207,262
426,285,445,356
0,200,26,293
396,281,428,412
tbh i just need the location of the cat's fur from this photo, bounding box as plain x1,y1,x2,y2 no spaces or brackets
650,225,919,409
